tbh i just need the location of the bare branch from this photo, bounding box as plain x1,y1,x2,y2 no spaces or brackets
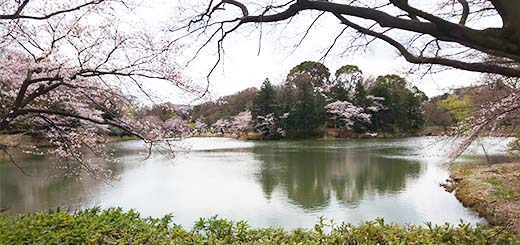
194,0,520,77
0,0,107,20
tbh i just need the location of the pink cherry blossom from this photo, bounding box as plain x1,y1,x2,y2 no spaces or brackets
0,1,199,179
325,101,371,129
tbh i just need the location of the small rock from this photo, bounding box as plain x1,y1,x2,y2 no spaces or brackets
453,177,463,182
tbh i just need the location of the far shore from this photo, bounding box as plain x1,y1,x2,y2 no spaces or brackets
192,125,517,141
2,127,516,150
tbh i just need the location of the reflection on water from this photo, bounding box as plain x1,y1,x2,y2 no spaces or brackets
0,137,510,229
254,142,421,209
0,153,98,214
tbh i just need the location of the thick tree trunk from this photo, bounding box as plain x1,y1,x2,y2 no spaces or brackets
490,0,520,42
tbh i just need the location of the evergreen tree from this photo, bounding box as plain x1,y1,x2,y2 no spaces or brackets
369,75,426,132
353,81,369,108
286,80,326,138
335,65,363,94
287,61,330,89
252,78,281,138
252,78,277,119
328,83,349,102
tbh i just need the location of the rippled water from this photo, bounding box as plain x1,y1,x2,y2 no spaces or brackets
0,137,513,229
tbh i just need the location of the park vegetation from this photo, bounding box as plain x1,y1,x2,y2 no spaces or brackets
192,61,520,158
193,61,428,139
0,0,203,179
186,0,520,162
1,1,520,241
447,162,520,234
2,0,519,174
0,208,518,244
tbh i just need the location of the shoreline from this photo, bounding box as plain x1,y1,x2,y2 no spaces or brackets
445,162,520,235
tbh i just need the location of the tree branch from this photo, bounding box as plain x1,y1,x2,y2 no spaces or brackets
202,0,520,77
0,0,107,20
457,0,470,25
333,14,520,77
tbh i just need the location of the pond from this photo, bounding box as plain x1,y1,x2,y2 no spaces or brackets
0,137,512,229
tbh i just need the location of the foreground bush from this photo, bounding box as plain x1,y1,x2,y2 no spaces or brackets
0,208,518,244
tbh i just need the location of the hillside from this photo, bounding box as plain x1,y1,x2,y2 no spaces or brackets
191,88,257,125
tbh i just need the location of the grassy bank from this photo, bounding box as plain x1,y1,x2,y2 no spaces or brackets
447,162,520,235
0,208,518,244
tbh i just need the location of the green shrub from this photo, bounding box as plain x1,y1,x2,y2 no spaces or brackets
508,136,520,157
0,208,518,244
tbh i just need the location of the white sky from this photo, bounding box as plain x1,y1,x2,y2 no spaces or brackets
132,0,493,105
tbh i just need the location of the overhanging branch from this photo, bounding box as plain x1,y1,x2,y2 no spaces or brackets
202,0,520,77
333,13,520,77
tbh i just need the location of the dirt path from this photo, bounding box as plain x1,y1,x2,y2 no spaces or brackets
445,162,520,234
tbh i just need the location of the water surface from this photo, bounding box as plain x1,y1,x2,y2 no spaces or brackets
1,137,511,229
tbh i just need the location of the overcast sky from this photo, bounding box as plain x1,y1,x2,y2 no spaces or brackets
133,0,491,105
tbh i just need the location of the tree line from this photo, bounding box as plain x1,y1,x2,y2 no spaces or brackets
196,61,427,139
252,62,428,139
190,61,520,144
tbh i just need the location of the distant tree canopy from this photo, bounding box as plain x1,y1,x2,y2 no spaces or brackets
288,61,331,89
370,75,428,132
252,79,277,120
284,78,327,138
248,61,427,138
136,103,189,122
422,94,454,129
192,61,520,143
422,82,512,129
251,79,283,139
438,94,473,123
335,65,363,93
189,0,520,158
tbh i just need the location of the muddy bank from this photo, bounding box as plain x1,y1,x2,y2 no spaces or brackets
445,162,520,234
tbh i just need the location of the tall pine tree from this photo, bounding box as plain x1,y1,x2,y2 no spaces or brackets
252,78,282,138
286,80,326,138
252,78,277,119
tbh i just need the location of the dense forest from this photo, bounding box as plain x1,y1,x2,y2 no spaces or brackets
36,60,509,141
189,61,516,141
191,61,426,139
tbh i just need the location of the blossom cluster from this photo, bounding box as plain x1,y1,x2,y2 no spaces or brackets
254,113,286,138
212,111,252,134
449,89,520,161
0,1,198,179
325,101,371,129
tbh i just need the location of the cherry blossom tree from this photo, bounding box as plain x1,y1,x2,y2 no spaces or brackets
0,1,109,21
254,113,286,139
230,111,252,133
212,118,232,134
325,93,387,133
192,119,208,134
211,111,252,134
0,0,199,178
449,89,520,161
164,117,190,137
325,101,371,130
